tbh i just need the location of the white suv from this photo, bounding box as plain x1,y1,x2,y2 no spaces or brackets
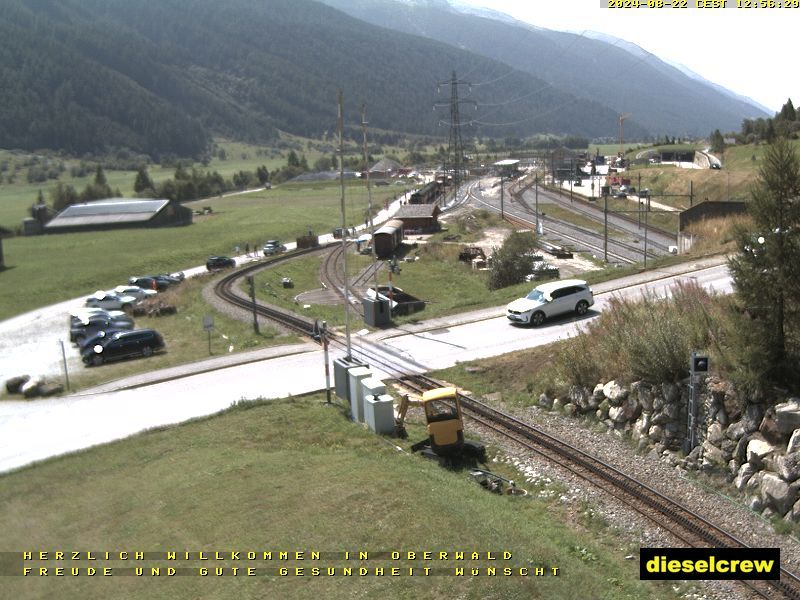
506,279,594,326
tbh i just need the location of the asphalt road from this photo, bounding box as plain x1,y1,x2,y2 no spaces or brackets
0,257,731,474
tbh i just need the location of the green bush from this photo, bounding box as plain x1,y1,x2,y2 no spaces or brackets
556,280,726,385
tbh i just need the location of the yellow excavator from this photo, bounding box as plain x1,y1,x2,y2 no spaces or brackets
396,387,486,462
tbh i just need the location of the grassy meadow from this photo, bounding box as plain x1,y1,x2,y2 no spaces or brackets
0,180,400,321
0,393,687,600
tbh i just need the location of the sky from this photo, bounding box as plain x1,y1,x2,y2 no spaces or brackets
455,0,797,114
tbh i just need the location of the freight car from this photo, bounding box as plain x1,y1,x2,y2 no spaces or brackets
409,181,442,205
373,219,404,259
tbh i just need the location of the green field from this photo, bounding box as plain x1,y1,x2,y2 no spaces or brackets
253,242,537,329
0,136,411,229
0,393,685,600
0,180,400,321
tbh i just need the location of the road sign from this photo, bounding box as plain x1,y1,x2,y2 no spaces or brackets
203,315,214,331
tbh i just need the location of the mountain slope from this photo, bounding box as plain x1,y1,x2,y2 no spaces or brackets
0,0,646,158
319,0,769,137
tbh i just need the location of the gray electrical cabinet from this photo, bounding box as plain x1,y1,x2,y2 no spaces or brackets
348,367,372,423
365,394,396,435
362,297,391,327
333,357,366,400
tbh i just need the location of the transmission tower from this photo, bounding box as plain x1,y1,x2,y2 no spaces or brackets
435,71,476,196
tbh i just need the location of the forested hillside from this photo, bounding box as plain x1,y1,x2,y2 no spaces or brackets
321,0,769,137
0,0,647,159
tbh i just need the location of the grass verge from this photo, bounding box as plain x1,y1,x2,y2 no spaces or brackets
0,393,681,600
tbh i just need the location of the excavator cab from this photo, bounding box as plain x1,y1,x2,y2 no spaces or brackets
421,387,465,456
396,386,486,462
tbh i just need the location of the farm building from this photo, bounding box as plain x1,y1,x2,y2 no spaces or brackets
368,158,402,178
394,204,440,234
44,198,192,234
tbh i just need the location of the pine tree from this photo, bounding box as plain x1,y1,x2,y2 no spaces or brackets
134,166,154,194
780,98,796,122
94,166,107,186
728,138,800,390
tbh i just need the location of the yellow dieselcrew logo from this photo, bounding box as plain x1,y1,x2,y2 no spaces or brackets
640,548,779,580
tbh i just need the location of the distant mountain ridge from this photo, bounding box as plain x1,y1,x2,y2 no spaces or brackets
580,30,773,116
319,0,769,137
0,0,646,159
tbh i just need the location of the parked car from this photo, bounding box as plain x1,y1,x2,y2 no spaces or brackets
77,328,128,349
129,276,169,291
70,307,129,325
710,163,721,170
112,285,158,302
206,256,236,270
81,329,165,366
262,240,287,256
156,272,185,284
85,291,138,310
612,190,627,199
71,316,135,344
506,279,594,326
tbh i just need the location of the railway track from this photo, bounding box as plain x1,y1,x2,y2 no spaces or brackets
467,181,649,263
319,241,385,317
211,230,800,600
397,373,800,600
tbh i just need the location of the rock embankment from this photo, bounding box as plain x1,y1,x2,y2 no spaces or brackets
539,377,800,522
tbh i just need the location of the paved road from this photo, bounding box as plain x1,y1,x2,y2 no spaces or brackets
0,192,413,388
0,256,730,474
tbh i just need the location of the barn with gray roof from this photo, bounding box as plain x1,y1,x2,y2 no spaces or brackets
394,203,440,233
44,198,192,233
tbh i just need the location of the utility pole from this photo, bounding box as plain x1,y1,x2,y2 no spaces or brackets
246,275,259,334
322,321,331,404
434,71,476,198
534,174,540,234
569,157,574,203
337,91,352,359
361,104,378,292
499,173,505,219
603,190,608,263
643,207,649,268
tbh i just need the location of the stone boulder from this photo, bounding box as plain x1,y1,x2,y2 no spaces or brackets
608,406,627,423
636,382,654,413
787,498,800,523
735,462,756,490
21,378,43,398
760,473,798,516
5,375,30,394
747,438,775,467
662,382,681,405
602,380,628,406
726,420,747,441
742,404,765,434
774,399,800,435
701,440,726,468
568,386,594,413
648,425,664,442
759,408,785,445
707,422,724,445
788,430,800,454
778,452,800,482
538,393,553,410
